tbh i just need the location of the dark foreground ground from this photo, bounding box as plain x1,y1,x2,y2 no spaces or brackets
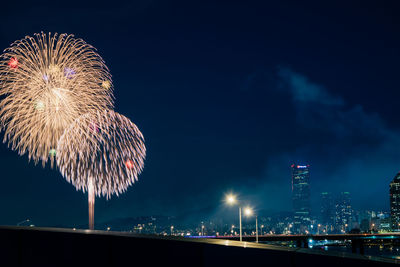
0,226,398,267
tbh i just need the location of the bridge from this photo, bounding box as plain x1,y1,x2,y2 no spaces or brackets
214,233,400,254
0,226,398,266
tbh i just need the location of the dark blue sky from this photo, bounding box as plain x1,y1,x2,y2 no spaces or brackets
1,0,400,227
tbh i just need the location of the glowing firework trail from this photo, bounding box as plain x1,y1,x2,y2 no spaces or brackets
56,110,146,229
0,32,114,167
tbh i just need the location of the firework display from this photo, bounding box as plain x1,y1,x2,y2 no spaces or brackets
0,32,145,230
57,109,146,197
0,32,114,167
56,110,146,228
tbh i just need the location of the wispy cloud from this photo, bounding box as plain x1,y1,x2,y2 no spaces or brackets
278,66,390,145
268,67,400,211
278,67,344,106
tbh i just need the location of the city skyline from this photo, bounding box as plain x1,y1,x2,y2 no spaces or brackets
2,160,394,231
1,1,400,227
390,173,400,230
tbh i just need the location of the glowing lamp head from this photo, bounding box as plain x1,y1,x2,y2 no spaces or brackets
125,159,134,169
102,80,111,89
226,194,237,205
8,57,19,69
244,207,253,216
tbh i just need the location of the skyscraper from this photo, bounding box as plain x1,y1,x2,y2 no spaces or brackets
389,172,400,231
335,192,352,233
291,164,311,233
320,192,334,231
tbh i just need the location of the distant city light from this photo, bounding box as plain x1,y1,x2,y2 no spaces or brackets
187,238,217,240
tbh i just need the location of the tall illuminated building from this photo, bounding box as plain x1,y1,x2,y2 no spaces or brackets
320,192,334,231
291,164,311,233
335,192,352,233
390,172,400,231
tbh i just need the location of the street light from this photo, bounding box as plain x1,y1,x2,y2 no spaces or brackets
244,207,253,216
226,194,237,205
225,193,243,241
244,207,258,243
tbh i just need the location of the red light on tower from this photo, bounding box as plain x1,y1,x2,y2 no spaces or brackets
125,160,134,169
8,57,19,69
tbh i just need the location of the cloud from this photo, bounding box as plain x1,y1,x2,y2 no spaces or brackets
271,67,400,211
278,67,344,106
278,67,389,146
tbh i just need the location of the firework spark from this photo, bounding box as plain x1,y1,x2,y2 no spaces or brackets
57,110,146,197
56,110,146,228
0,32,114,167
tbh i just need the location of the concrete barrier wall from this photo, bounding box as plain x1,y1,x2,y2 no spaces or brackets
0,227,397,267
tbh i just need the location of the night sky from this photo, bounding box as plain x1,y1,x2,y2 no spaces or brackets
1,0,400,227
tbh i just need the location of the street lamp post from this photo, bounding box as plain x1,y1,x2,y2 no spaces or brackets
226,194,243,242
239,207,242,241
256,215,258,243
244,207,258,243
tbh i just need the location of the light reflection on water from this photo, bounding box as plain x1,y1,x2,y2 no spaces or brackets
311,245,400,260
260,241,400,260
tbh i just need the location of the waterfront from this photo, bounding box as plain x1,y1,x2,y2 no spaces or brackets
261,240,400,260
